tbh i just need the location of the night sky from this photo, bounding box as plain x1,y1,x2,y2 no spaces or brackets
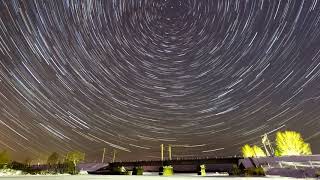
0,0,320,163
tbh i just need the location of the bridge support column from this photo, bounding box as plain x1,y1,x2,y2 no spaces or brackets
198,164,206,176
159,165,173,176
163,165,173,176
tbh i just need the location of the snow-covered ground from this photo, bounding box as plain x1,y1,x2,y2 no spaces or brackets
0,175,304,180
0,169,23,176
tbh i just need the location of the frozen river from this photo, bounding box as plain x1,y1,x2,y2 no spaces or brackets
0,175,301,180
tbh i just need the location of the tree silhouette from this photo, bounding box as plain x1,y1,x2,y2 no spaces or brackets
242,144,255,157
0,150,10,164
275,131,312,156
47,152,60,165
252,145,266,157
65,151,85,174
24,157,32,166
242,144,266,157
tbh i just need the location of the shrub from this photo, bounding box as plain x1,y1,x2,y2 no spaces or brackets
230,164,242,176
245,167,265,176
132,166,143,175
63,161,78,175
111,166,127,175
0,164,7,169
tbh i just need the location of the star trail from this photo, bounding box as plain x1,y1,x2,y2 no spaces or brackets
0,0,320,162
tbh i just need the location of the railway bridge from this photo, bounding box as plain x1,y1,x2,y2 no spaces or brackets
88,156,242,174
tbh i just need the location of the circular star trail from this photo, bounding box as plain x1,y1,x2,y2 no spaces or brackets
0,0,320,162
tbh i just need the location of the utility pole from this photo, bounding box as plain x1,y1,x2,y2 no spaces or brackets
262,133,274,156
168,144,172,161
161,144,164,161
262,134,270,156
101,148,106,163
112,149,117,163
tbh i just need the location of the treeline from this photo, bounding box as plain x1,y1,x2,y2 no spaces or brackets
241,130,312,157
0,150,85,175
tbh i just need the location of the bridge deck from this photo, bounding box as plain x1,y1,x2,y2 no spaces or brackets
110,157,242,167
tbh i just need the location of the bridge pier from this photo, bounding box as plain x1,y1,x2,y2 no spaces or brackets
159,165,173,176
197,164,206,176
